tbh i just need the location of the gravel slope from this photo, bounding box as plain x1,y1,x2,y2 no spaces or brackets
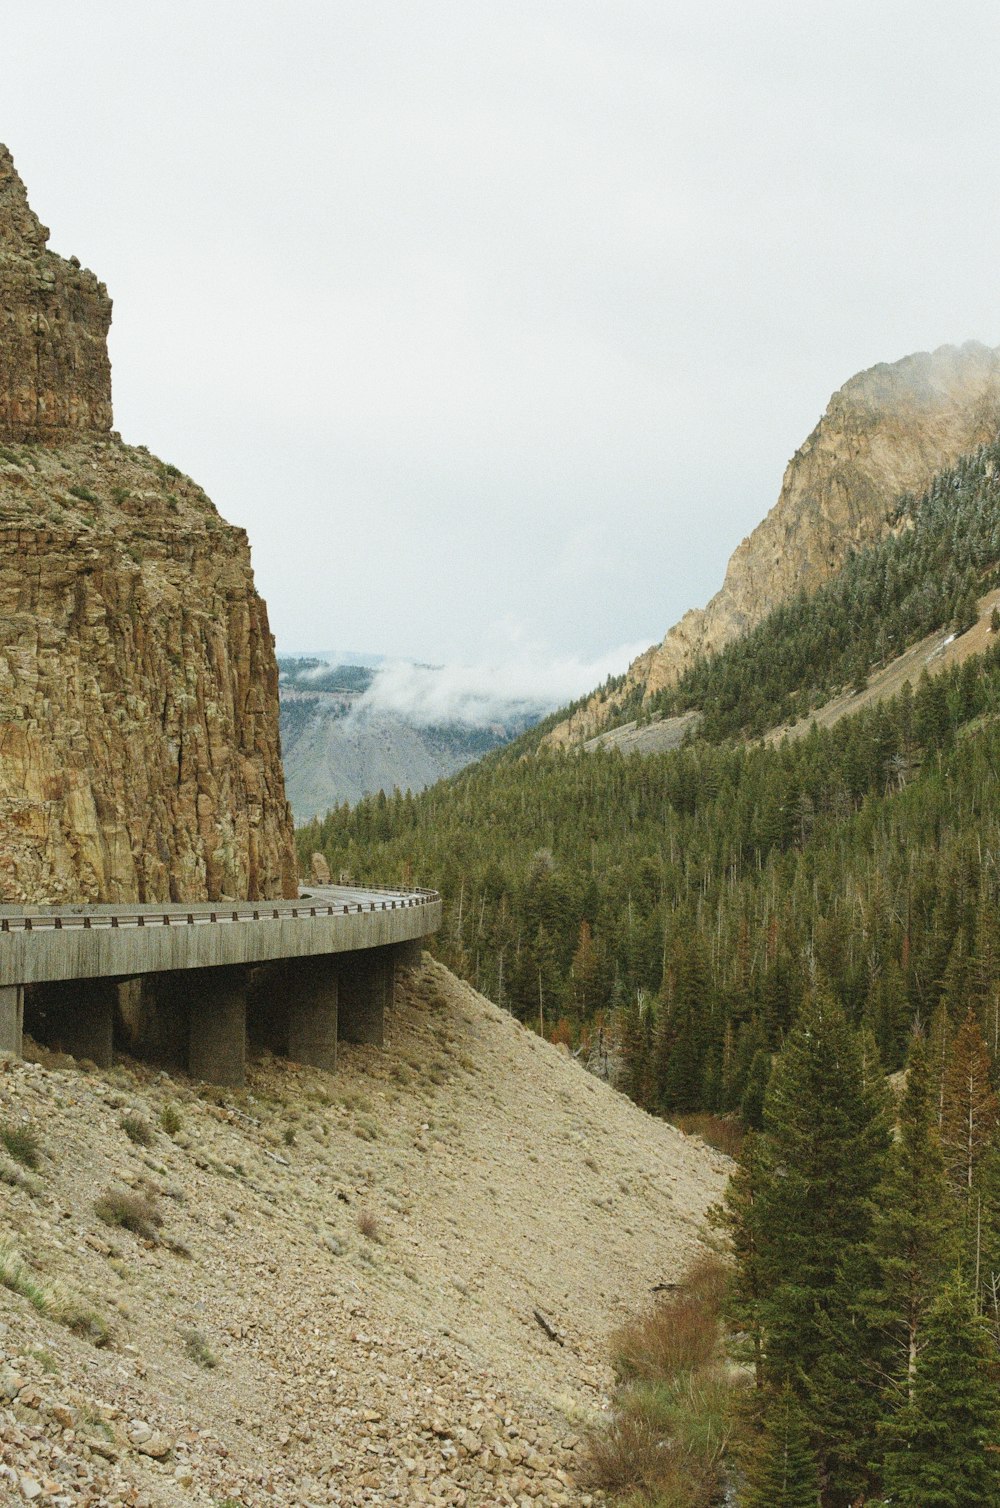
0,958,728,1507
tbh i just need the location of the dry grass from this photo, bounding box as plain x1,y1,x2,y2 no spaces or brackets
672,1113,744,1160
94,1187,163,1242
0,1239,109,1346
1,1120,42,1169
612,1258,727,1382
588,1256,738,1507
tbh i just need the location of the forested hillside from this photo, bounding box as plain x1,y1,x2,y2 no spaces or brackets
299,441,1000,1127
298,441,1000,1503
617,439,1000,740
301,638,1000,1112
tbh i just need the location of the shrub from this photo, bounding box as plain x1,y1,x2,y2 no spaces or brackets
0,1121,41,1170
120,1113,155,1147
68,483,98,503
612,1268,725,1383
181,1328,218,1368
357,1210,381,1242
588,1256,737,1507
353,1115,380,1142
159,1103,182,1136
672,1113,744,1159
94,1187,163,1242
587,1401,719,1506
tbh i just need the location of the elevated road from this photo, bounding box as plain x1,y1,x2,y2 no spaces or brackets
0,884,442,1086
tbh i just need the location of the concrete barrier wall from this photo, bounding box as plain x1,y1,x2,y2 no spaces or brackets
0,899,441,988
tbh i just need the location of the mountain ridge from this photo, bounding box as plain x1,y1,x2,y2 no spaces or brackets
544,341,1000,747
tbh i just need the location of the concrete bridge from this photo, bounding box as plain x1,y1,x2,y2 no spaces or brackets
0,886,442,1086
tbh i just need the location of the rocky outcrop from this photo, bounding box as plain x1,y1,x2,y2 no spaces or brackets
546,342,1000,746
0,146,113,441
0,144,296,902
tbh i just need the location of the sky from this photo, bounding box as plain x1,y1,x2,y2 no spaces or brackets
6,1,1000,704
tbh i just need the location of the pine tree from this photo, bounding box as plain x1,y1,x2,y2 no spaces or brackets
868,1035,955,1396
751,983,891,1499
742,1384,820,1508
941,1008,999,1200
714,1130,769,1387
883,1276,1000,1507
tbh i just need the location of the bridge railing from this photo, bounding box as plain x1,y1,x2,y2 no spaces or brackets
0,888,441,934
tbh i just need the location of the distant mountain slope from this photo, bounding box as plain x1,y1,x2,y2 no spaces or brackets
278,659,539,817
545,341,1000,746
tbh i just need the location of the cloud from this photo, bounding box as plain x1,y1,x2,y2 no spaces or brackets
351,642,649,728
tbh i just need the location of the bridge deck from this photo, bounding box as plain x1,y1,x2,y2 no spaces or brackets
0,885,442,988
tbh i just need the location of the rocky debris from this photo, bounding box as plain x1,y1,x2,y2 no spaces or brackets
0,958,728,1503
0,143,295,902
545,340,1000,746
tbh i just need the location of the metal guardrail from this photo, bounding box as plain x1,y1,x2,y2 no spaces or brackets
0,888,440,935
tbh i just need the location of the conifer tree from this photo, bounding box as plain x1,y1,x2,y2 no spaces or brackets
883,1276,1000,1508
715,1130,769,1387
869,1034,954,1395
941,1008,999,1200
742,1384,820,1508
749,983,890,1498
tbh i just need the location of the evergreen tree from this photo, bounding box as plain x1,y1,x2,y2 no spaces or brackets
751,984,890,1498
742,1384,821,1508
715,1130,769,1387
941,1008,1000,1199
868,1034,955,1397
883,1276,1000,1508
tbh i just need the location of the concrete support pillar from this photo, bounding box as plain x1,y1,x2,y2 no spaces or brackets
338,949,391,1046
0,985,23,1057
393,939,424,970
57,981,115,1068
286,958,338,1071
188,967,247,1087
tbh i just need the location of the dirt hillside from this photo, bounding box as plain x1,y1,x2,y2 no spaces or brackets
0,958,728,1507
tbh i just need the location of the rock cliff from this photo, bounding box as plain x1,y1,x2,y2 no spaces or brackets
0,144,296,902
546,342,1000,746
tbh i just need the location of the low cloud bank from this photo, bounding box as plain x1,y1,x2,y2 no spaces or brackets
352,643,648,728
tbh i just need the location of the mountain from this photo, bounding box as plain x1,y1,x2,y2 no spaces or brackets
306,409,1000,1100
278,657,541,817
0,145,294,902
545,341,1000,747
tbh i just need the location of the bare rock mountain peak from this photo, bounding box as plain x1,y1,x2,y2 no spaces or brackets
0,145,113,441
0,144,296,902
547,340,1000,745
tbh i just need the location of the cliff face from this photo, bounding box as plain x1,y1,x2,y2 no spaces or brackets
0,145,296,902
546,342,1000,746
0,147,113,441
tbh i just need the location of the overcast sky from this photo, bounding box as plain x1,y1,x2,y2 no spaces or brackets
6,1,1000,695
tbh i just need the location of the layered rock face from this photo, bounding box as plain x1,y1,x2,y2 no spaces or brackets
0,145,296,902
0,146,113,440
546,341,1000,746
